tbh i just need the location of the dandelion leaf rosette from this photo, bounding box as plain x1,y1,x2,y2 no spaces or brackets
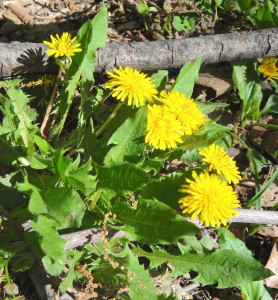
112,198,198,244
170,57,202,97
106,106,147,163
93,161,151,195
132,247,274,288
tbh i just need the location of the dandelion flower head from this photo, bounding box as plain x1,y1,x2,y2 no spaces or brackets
43,32,82,58
179,171,240,227
105,67,158,107
198,144,241,184
258,57,278,81
145,105,183,150
159,91,206,135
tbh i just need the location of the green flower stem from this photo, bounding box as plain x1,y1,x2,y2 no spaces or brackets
245,167,278,208
228,131,248,148
40,67,63,138
95,102,123,137
248,123,278,130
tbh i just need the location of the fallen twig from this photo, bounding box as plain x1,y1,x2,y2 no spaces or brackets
0,28,277,79
61,209,278,250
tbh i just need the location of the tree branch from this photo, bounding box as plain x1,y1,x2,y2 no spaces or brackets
1,28,277,79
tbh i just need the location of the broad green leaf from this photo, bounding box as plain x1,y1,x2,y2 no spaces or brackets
66,159,98,196
180,149,202,163
232,62,263,124
170,57,202,97
94,162,151,195
247,148,268,175
0,135,22,166
124,247,157,300
1,85,37,153
236,0,252,13
32,215,66,263
179,122,229,150
73,4,108,82
152,70,168,91
197,101,228,115
254,0,278,28
44,186,85,229
112,198,198,244
260,94,278,115
241,281,273,300
218,228,252,255
60,250,84,292
132,247,274,288
17,176,47,215
42,255,63,276
181,236,214,254
88,240,157,300
172,16,185,31
141,172,192,209
33,135,52,154
105,106,147,164
57,5,108,134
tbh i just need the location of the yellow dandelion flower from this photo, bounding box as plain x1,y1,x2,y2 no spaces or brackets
43,32,82,58
258,57,278,81
198,144,241,184
159,90,206,135
105,67,158,107
179,171,240,227
145,105,183,150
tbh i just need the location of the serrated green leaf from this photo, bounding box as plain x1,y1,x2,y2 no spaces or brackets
232,62,263,124
32,215,66,264
60,250,84,292
124,247,157,300
72,4,108,82
42,255,64,276
44,186,85,228
197,101,228,115
179,122,229,150
112,198,198,244
0,85,37,153
254,0,278,28
94,162,151,195
172,16,185,31
170,57,202,97
218,228,252,255
0,135,22,166
132,247,274,288
241,280,273,300
66,159,98,196
141,172,191,209
57,5,108,134
17,176,47,215
152,70,168,91
260,94,278,115
105,106,147,164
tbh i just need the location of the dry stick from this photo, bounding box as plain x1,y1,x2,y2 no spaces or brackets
61,209,278,250
40,68,62,138
0,28,278,79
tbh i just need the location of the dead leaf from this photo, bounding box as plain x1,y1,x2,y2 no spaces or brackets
197,72,232,98
258,225,278,238
265,238,278,288
7,1,33,24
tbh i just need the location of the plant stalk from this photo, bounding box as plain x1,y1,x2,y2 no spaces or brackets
95,102,123,137
40,67,63,139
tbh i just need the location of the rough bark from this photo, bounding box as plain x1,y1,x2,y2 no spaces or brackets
0,28,277,79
